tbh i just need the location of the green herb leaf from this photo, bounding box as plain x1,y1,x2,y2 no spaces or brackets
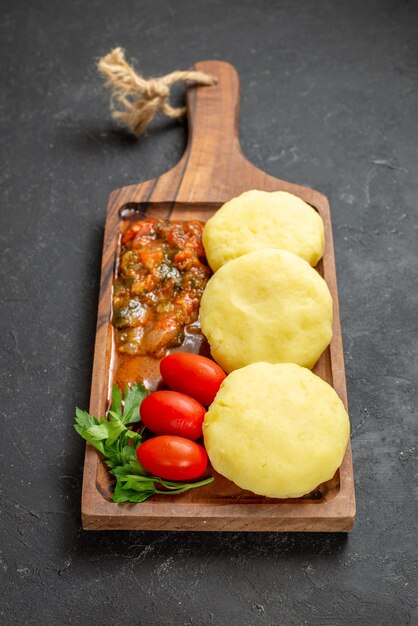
86,423,110,441
109,450,147,478
122,382,149,424
116,473,215,496
75,408,97,430
112,481,155,503
109,384,122,418
112,474,214,503
124,429,142,441
104,420,127,446
74,410,107,455
74,382,147,453
118,474,160,491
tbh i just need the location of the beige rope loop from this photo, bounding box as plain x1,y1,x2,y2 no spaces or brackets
97,47,218,135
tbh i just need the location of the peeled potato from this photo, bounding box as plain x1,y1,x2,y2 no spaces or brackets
200,248,333,372
203,362,349,498
202,190,324,271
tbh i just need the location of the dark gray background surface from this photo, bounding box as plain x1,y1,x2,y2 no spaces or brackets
1,1,417,624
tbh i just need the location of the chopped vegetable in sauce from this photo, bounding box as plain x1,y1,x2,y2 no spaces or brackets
113,218,211,357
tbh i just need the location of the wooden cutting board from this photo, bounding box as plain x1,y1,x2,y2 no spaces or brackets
81,60,355,531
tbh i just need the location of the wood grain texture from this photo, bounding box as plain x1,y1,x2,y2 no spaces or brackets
82,60,355,531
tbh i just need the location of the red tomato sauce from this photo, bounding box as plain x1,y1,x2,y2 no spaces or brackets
112,218,211,360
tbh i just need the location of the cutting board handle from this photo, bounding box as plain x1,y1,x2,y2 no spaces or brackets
180,60,245,178
115,59,321,204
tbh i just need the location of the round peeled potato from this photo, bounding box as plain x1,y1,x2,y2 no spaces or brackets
200,248,333,372
203,362,349,498
202,190,324,271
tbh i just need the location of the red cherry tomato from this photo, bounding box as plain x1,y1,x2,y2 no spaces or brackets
160,353,226,406
140,390,205,440
136,436,208,481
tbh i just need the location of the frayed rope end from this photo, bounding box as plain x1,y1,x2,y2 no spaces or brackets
97,47,217,136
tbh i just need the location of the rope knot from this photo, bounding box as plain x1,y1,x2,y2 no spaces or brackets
143,80,170,100
97,47,218,136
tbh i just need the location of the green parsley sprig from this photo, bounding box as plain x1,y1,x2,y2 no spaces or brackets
74,382,213,503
